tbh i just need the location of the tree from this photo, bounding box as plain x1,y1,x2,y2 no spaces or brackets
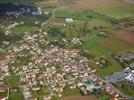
48,27,62,36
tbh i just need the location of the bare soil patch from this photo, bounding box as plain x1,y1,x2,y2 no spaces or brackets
61,96,98,100
112,30,134,44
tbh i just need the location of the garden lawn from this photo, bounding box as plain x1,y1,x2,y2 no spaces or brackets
7,75,20,87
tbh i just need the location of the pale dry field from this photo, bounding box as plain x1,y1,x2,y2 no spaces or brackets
61,0,133,11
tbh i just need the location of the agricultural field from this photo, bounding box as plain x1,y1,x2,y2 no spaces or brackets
60,0,134,19
99,35,134,53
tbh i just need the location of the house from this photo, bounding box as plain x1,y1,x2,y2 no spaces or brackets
65,18,74,24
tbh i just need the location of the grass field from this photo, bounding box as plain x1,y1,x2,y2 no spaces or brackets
32,86,50,100
51,86,81,100
54,7,77,18
11,26,37,34
7,75,20,87
9,92,24,100
82,33,112,56
63,86,81,97
89,19,112,29
90,58,123,77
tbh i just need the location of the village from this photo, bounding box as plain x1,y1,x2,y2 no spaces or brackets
0,28,132,100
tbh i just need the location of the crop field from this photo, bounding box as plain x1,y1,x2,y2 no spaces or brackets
99,35,134,53
112,30,134,44
62,0,125,10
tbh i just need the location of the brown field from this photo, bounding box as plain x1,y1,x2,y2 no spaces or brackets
61,0,133,11
113,30,134,44
61,96,98,100
99,36,134,53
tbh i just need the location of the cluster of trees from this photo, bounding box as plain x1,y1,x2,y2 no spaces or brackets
47,27,64,37
79,50,95,60
116,80,134,96
111,54,129,68
0,2,35,16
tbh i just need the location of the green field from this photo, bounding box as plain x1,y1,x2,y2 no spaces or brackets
11,26,37,34
81,33,112,56
93,5,134,18
7,75,20,87
32,86,50,99
54,7,76,18
90,58,123,77
89,19,112,29
63,86,81,97
9,92,24,100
